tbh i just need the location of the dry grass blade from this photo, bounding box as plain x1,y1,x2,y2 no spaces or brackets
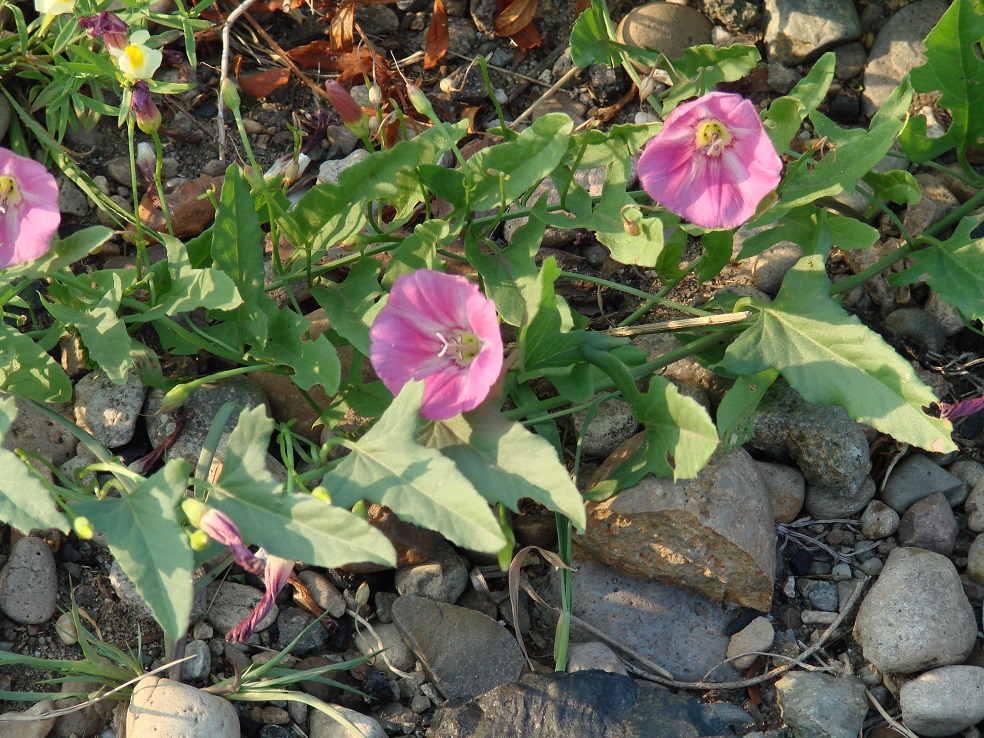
508,546,573,670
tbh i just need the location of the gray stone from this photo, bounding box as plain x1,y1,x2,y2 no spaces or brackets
967,479,984,533
106,156,133,187
0,393,77,467
566,642,628,675
900,666,984,737
766,63,801,95
205,581,278,636
881,453,967,513
634,333,734,404
775,672,867,738
570,398,639,458
799,580,839,612
926,290,968,338
354,5,399,35
144,376,270,474
727,617,774,670
296,570,346,618
615,3,714,66
126,676,239,737
755,461,805,523
0,537,57,625
354,622,416,675
862,0,950,117
967,535,984,583
806,475,876,520
561,559,740,682
0,700,56,738
182,639,212,680
860,500,900,540
854,547,976,674
884,308,946,354
276,607,330,656
833,42,867,80
73,369,148,448
445,17,476,56
581,446,776,611
395,542,468,604
903,174,959,238
110,560,208,625
57,176,89,217
898,492,957,556
764,0,861,64
702,0,759,32
316,150,370,186
751,241,804,294
391,595,524,701
310,706,387,738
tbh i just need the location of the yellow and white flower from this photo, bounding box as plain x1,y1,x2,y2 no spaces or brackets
116,30,162,80
34,0,73,16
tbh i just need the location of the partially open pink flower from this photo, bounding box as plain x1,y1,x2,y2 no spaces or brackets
0,148,60,269
324,80,369,139
131,81,162,134
369,270,504,421
638,91,782,230
182,499,264,576
226,553,294,643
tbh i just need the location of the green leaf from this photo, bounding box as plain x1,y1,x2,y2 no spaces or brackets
210,406,396,568
72,460,194,640
252,302,341,394
738,206,878,260
418,408,587,529
696,230,734,284
465,217,541,328
660,44,761,113
889,216,984,320
462,114,573,212
0,322,72,402
763,52,835,152
575,122,662,168
0,397,71,533
862,170,922,205
571,0,658,68
901,0,984,162
384,219,452,290
322,382,507,553
313,259,383,358
717,255,955,453
716,369,778,453
393,121,469,218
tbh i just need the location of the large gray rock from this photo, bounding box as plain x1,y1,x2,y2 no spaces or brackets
615,3,714,65
581,446,775,611
900,666,984,737
391,595,524,700
73,369,148,448
862,0,949,117
310,706,386,738
0,392,76,467
775,672,867,738
897,492,957,556
570,398,640,458
0,536,57,625
126,676,239,737
854,547,976,674
764,0,861,64
881,454,967,513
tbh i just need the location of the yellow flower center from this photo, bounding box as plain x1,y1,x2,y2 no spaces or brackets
695,119,733,157
436,330,481,366
124,44,145,69
0,176,20,214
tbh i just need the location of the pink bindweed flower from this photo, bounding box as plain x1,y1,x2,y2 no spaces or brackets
226,552,294,643
79,12,128,55
131,81,162,134
638,91,782,230
0,148,60,269
369,269,504,421
181,499,265,576
324,80,369,139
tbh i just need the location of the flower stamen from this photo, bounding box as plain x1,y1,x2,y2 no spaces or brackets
695,119,733,158
436,330,481,366
0,176,20,215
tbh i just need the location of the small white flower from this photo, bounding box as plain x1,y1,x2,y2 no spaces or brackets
34,0,73,15
116,30,163,80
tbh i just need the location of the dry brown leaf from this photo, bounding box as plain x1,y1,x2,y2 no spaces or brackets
494,0,537,37
331,0,356,51
460,105,482,133
494,0,540,48
574,0,591,14
233,55,292,98
424,0,449,70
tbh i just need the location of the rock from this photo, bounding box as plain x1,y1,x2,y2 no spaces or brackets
570,398,639,458
581,445,775,611
296,570,346,618
967,535,984,583
897,492,958,556
926,290,968,337
750,241,804,294
634,333,734,404
430,670,738,737
902,174,959,238
0,536,57,625
144,376,270,474
106,156,133,186
798,579,839,612
354,621,416,675
567,642,628,675
775,672,867,738
860,500,900,540
394,542,469,604
615,3,714,67
701,0,759,32
727,617,774,670
900,665,984,737
390,595,524,700
0,393,77,467
183,639,212,680
138,175,224,239
126,676,239,737
0,700,56,738
205,581,278,636
833,42,867,80
561,559,740,682
276,607,330,655
57,176,89,217
73,369,148,448
862,0,949,117
967,479,984,533
763,0,860,64
317,150,370,186
854,547,976,674
354,5,399,35
756,461,805,523
881,453,967,513
110,560,207,624
766,62,801,95
309,706,387,738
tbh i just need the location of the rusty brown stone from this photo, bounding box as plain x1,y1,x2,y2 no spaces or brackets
342,504,443,574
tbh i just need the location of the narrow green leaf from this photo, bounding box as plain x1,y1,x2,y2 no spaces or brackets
0,322,72,402
322,382,506,553
716,369,778,452
418,408,587,529
717,255,955,453
72,460,194,641
862,170,922,205
696,230,734,284
0,397,70,533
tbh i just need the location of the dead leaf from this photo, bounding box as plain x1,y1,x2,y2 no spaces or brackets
233,56,292,97
575,0,590,14
494,0,537,36
331,0,356,51
424,0,449,70
460,104,482,133
495,0,541,48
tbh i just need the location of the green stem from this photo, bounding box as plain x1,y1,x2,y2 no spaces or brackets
151,131,174,238
126,121,148,280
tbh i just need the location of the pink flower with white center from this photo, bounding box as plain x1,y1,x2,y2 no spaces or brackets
226,552,294,643
0,148,60,269
369,269,504,421
638,91,782,230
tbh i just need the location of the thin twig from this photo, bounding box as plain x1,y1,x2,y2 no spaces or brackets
865,688,921,738
606,311,752,336
511,64,582,128
218,0,264,160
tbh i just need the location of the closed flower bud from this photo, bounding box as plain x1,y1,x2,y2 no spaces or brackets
130,81,162,134
324,80,369,139
79,12,129,54
405,83,433,117
221,78,241,111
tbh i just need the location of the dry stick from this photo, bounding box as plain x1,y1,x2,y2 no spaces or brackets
865,689,921,738
511,64,582,128
605,311,752,337
346,608,415,680
218,0,263,160
520,574,870,691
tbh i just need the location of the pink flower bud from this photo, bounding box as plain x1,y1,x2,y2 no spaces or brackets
130,81,162,134
324,80,369,138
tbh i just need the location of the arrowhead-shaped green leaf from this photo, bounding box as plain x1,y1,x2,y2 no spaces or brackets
0,322,72,402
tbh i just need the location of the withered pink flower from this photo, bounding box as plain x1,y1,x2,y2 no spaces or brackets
181,499,264,576
324,80,368,138
79,11,128,55
638,91,782,230
935,396,984,420
0,148,60,268
226,553,294,643
369,269,504,421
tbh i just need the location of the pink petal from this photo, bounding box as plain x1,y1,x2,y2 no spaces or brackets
938,395,984,420
0,148,60,267
226,554,293,643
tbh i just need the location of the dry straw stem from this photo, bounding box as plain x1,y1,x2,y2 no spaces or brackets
605,311,753,337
